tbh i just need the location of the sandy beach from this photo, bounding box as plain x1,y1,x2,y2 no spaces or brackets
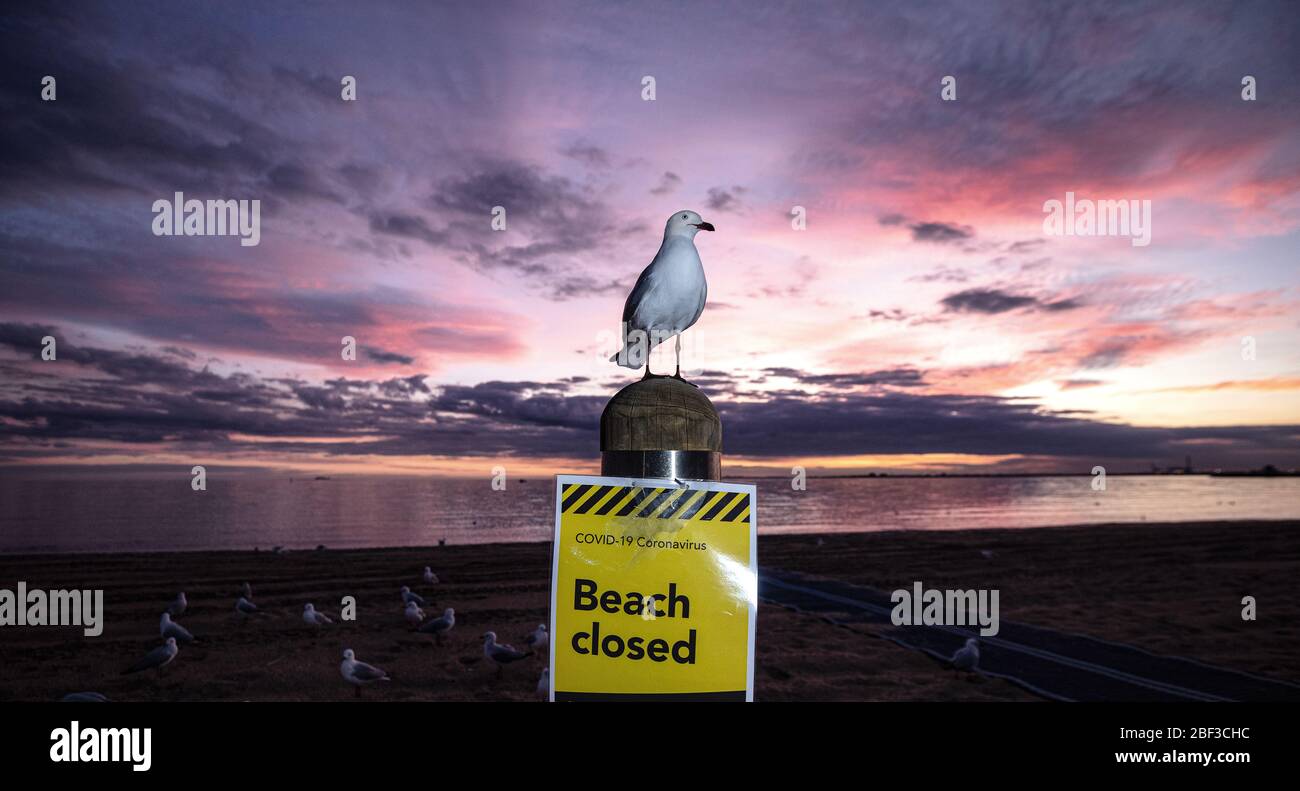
0,520,1294,702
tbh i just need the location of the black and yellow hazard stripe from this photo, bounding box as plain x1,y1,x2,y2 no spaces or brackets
560,484,750,523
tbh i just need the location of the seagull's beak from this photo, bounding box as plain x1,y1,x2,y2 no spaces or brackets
693,221,715,231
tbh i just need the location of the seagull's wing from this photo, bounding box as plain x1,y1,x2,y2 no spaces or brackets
351,661,388,681
490,643,532,662
622,259,661,325
123,645,169,674
418,616,449,634
165,623,195,642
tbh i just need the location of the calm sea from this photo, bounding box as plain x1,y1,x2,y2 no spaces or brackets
0,474,1296,554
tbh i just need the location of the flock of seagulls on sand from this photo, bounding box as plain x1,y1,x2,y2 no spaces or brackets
64,564,551,702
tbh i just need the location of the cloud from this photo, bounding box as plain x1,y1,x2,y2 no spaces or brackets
650,171,681,196
940,288,1082,315
910,221,974,244
878,215,974,244
1059,379,1105,390
705,186,746,213
365,349,415,365
763,367,927,389
0,329,1294,470
560,141,612,169
368,213,449,246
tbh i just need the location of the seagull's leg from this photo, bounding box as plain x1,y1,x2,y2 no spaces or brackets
671,334,698,387
355,684,362,699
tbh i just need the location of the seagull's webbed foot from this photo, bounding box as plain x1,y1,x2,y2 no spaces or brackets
671,370,698,388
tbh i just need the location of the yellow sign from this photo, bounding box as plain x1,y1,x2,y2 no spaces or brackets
549,475,757,701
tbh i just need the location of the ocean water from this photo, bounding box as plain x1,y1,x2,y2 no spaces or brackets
0,474,1296,554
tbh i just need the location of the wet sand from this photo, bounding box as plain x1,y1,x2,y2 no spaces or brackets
0,520,1293,702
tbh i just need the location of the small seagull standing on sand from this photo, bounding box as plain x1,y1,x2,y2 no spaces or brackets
536,667,549,701
167,592,187,618
418,607,455,645
950,638,980,675
303,603,333,626
422,567,439,584
524,624,548,655
159,612,195,644
122,637,178,677
482,631,533,677
404,601,426,628
400,586,426,607
235,596,264,622
340,648,390,698
610,210,714,381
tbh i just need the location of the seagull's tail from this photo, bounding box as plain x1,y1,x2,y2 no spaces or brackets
609,348,642,368
610,337,657,368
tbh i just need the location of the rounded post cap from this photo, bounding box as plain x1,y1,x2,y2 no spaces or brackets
600,377,722,453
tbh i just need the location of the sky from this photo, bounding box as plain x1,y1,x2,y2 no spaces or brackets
1,0,1298,476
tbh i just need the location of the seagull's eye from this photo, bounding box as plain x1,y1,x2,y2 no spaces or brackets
682,214,688,219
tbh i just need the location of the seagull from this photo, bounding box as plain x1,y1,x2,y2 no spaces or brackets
340,648,390,698
524,624,548,654
159,612,195,644
950,638,980,674
235,596,264,621
61,692,110,702
422,567,439,584
240,582,253,600
400,586,425,606
482,631,532,676
536,667,549,701
122,638,178,677
404,601,426,628
610,210,714,380
417,607,455,644
166,592,187,618
303,603,333,626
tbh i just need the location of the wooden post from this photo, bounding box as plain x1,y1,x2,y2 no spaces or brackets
600,377,722,481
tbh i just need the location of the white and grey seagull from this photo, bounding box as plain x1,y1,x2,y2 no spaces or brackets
303,603,333,626
610,210,714,381
524,623,548,654
340,648,390,697
482,631,532,677
122,637,178,677
950,637,980,674
404,601,426,628
400,586,426,607
417,607,455,645
234,596,265,622
159,612,195,644
166,591,187,618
